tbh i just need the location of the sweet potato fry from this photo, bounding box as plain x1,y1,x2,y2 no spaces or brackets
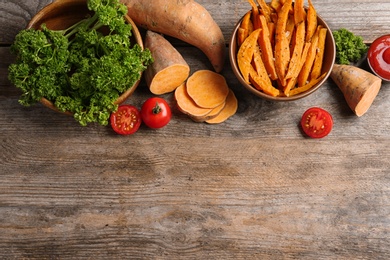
257,0,272,23
289,73,326,96
258,15,278,80
274,0,293,87
310,27,327,80
237,28,261,83
294,0,306,25
306,0,317,42
285,21,305,80
270,0,282,13
249,66,280,97
252,45,273,86
238,12,254,46
284,42,311,95
237,28,248,47
286,14,295,44
247,0,261,29
297,27,319,87
241,11,254,35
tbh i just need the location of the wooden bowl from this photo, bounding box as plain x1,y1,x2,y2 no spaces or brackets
229,8,336,101
26,0,143,115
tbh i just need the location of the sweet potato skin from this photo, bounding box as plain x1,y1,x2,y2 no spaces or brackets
123,0,226,73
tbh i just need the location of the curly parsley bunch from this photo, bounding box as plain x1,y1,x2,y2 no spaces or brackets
333,28,368,65
8,0,153,126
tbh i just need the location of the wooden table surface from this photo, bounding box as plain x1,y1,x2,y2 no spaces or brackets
1,0,390,259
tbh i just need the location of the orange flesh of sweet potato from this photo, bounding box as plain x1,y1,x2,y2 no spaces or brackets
247,0,261,29
310,27,327,80
190,101,226,122
238,12,254,46
297,27,319,87
258,0,272,23
305,0,317,42
175,83,212,117
284,42,311,95
144,31,190,95
123,0,226,72
257,15,278,80
285,21,305,80
288,72,325,96
186,70,230,109
330,64,382,117
274,0,293,87
252,45,273,86
238,29,262,84
294,0,306,25
206,90,238,124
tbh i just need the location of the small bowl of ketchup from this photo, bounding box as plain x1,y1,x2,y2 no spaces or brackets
367,35,390,81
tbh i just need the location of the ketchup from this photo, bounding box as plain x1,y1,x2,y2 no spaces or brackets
367,35,390,81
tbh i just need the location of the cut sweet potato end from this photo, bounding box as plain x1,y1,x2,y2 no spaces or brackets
149,64,190,95
174,83,212,117
206,90,238,124
186,70,230,109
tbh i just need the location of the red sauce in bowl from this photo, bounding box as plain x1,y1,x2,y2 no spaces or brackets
367,35,390,81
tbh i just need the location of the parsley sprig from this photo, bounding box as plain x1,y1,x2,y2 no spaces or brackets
333,28,368,65
8,0,153,126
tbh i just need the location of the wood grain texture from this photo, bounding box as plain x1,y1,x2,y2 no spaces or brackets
1,0,390,259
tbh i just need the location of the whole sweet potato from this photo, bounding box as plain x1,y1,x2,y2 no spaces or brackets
123,0,226,72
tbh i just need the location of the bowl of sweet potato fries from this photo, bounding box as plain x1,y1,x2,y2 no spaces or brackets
229,0,335,101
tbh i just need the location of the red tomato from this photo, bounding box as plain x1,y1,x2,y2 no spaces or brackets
141,97,171,129
110,105,141,135
300,107,333,138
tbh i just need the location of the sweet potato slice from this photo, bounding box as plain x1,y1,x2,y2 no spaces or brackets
190,101,226,122
186,70,230,109
175,83,212,117
206,90,238,124
144,31,190,95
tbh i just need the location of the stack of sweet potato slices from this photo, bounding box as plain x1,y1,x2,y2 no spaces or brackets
175,70,238,124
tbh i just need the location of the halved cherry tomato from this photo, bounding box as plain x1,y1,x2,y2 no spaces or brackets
110,105,141,135
141,97,171,129
300,107,333,138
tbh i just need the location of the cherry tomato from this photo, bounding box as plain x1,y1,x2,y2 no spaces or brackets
300,107,333,138
110,105,141,135
141,97,171,129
